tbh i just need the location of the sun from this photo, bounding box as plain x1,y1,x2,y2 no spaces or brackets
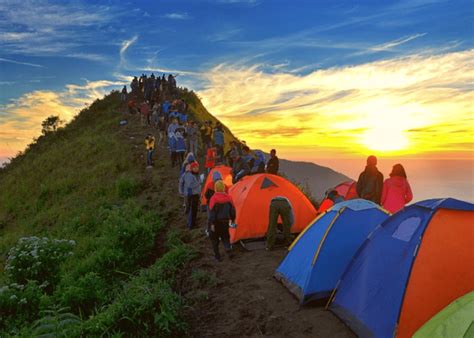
362,127,409,152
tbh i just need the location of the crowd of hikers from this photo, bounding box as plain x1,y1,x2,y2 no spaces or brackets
121,73,413,261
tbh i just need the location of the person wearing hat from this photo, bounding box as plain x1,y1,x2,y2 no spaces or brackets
356,155,384,204
144,134,155,168
204,171,229,206
208,180,236,261
179,162,202,229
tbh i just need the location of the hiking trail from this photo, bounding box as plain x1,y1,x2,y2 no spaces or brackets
121,110,354,337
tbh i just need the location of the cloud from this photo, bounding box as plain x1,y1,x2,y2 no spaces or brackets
199,49,474,157
0,57,44,68
353,33,427,56
120,36,138,66
65,53,108,62
0,79,126,158
163,12,191,20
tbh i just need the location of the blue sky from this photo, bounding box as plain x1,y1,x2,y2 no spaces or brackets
1,0,472,103
0,0,473,165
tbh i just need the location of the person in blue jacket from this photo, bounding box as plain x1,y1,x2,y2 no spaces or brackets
213,123,225,163
179,162,202,229
168,132,177,167
175,131,187,165
251,150,266,174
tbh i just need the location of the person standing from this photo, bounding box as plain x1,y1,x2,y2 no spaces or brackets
266,149,279,175
213,123,225,163
187,121,199,157
144,134,155,168
208,180,236,261
381,164,413,213
356,155,384,204
179,162,202,229
121,86,128,104
266,196,294,250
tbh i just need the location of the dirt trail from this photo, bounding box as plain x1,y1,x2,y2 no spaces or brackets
120,112,354,337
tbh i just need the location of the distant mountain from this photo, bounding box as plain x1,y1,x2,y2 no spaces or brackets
279,158,352,201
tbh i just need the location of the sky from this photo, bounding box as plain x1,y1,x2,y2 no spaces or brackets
0,0,473,199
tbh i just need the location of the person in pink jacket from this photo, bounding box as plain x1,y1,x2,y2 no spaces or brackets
381,164,413,213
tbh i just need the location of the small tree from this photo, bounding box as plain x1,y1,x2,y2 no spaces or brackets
41,115,63,135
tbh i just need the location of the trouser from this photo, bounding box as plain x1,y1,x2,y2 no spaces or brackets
209,221,231,259
147,149,154,166
186,194,200,229
189,139,198,157
267,199,292,249
176,151,185,165
171,152,177,167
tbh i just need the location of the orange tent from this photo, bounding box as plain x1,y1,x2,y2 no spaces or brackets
201,165,233,207
228,174,318,243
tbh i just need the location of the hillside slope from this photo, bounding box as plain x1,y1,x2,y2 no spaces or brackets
0,87,353,337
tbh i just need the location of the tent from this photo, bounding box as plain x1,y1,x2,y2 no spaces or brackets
228,174,317,243
334,180,358,200
330,198,474,338
413,291,474,338
275,200,390,304
201,165,233,207
318,181,358,213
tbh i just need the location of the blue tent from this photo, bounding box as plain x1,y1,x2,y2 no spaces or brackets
274,199,390,304
329,198,474,338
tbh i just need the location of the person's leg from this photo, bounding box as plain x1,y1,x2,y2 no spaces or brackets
209,231,221,260
147,150,152,166
280,203,292,245
266,200,279,249
220,223,233,258
190,194,199,229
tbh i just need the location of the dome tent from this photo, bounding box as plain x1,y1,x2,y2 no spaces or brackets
329,198,474,338
228,174,317,244
275,199,389,304
201,165,233,207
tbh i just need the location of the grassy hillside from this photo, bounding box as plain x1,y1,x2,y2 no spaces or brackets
0,91,196,336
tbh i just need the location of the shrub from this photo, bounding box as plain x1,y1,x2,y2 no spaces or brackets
5,237,76,288
0,281,44,331
30,306,81,337
116,176,141,198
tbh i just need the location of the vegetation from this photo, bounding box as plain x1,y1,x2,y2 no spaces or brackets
0,91,197,336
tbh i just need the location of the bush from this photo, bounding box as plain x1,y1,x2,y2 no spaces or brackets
0,281,44,331
31,306,81,337
116,176,141,198
5,237,75,288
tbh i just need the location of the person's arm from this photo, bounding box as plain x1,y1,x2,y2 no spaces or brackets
405,180,413,203
179,175,185,195
356,173,364,197
376,173,384,204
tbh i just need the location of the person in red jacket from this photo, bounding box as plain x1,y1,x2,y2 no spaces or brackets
205,145,217,173
381,164,413,213
208,180,236,261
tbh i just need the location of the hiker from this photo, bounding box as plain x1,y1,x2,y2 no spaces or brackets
181,152,197,177
162,100,171,120
242,146,255,170
121,86,128,103
203,171,229,206
175,131,187,165
356,155,384,204
127,97,137,114
157,116,166,145
168,118,179,137
179,162,201,229
140,101,151,126
205,145,217,173
213,123,225,162
187,121,199,157
169,132,178,167
144,134,155,167
251,150,266,174
231,151,250,184
130,76,139,94
318,190,344,213
201,121,213,149
381,164,413,213
266,196,294,250
208,180,236,261
266,149,279,175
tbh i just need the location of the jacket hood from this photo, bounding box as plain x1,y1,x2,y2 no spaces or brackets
209,192,233,209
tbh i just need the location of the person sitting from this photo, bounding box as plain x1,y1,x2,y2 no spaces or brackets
381,164,413,213
208,180,236,261
266,149,279,175
251,150,266,174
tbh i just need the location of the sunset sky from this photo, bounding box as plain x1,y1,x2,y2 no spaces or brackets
0,0,473,199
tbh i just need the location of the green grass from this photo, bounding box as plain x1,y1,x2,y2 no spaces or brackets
0,90,198,336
